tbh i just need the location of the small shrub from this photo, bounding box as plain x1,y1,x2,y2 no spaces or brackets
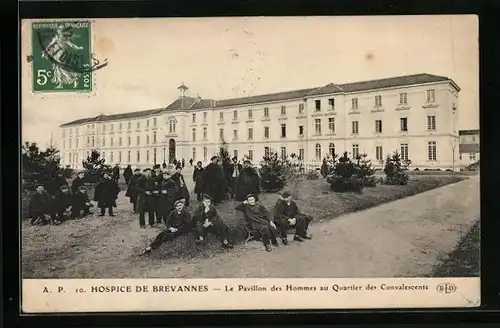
259,150,303,194
383,151,409,185
82,150,110,183
354,154,377,187
305,169,320,180
325,152,364,193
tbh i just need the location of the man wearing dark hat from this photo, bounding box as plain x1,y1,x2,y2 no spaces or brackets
193,161,205,201
193,194,234,249
123,164,133,185
202,156,226,204
229,157,242,199
170,164,190,207
273,191,313,244
136,168,157,227
125,168,142,213
235,159,260,201
157,171,179,224
140,199,193,254
235,194,280,252
72,185,92,218
53,184,73,224
93,171,120,216
151,164,163,224
71,171,86,194
28,184,55,225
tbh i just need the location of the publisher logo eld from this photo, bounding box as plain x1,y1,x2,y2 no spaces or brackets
436,283,457,294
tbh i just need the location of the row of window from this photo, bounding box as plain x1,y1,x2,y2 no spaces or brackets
63,119,159,137
64,140,440,166
63,132,160,149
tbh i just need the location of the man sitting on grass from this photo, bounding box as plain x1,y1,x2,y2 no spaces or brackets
71,185,93,219
28,184,55,225
193,194,234,249
53,184,73,224
140,200,193,255
235,194,280,252
273,191,312,244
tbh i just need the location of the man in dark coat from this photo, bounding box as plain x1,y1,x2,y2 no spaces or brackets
171,165,190,207
28,184,55,225
71,171,86,194
72,185,92,218
93,172,120,216
235,160,260,201
136,168,157,228
112,164,120,182
189,158,193,166
181,158,185,168
228,157,242,199
235,194,280,252
125,169,142,213
202,156,226,204
123,165,133,185
53,184,73,224
151,164,163,224
157,171,179,224
273,191,313,244
193,161,205,201
193,194,233,248
47,172,69,197
140,200,193,254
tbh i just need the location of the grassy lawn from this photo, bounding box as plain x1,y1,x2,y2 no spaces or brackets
21,175,467,278
426,220,480,277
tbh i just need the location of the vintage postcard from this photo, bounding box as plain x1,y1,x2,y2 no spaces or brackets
20,15,480,313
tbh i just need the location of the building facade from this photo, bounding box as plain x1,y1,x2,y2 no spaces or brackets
458,129,480,167
58,73,461,170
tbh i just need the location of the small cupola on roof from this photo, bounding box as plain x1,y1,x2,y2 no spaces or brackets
177,82,188,98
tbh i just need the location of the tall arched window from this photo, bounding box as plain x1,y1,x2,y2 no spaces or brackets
203,147,208,160
315,143,322,161
169,119,176,133
329,143,335,156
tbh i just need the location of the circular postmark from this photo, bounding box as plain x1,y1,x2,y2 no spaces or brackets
35,24,108,74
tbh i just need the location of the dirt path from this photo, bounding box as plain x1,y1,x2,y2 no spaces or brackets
22,176,479,278
140,176,480,278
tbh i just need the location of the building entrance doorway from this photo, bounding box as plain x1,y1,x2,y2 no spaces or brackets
168,139,176,164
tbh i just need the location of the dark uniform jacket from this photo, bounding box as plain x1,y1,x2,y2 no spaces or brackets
125,174,142,203
274,199,300,221
158,178,179,218
235,203,271,229
171,173,190,204
93,178,120,208
47,176,69,196
193,167,204,194
71,177,86,194
29,191,54,217
112,166,120,180
166,209,192,231
72,191,91,212
202,163,226,203
136,176,157,212
193,204,220,226
123,167,133,181
54,191,73,213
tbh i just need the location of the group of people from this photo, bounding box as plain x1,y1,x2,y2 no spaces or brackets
26,170,120,225
27,156,314,254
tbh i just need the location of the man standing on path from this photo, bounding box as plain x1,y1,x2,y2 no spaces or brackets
229,157,242,199
235,194,280,252
273,191,313,244
125,168,142,213
140,200,193,255
123,165,133,185
112,164,120,183
93,172,120,217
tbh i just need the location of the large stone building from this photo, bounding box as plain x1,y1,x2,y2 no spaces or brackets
58,73,462,170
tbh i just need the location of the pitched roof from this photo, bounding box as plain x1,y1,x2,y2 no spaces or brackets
60,73,459,127
339,73,458,93
459,144,480,153
459,129,480,136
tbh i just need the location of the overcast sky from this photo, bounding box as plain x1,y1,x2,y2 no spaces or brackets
21,15,479,148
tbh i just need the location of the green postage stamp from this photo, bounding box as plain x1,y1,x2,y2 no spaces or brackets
31,20,105,93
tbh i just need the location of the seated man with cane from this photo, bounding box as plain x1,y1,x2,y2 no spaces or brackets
235,194,280,252
273,191,313,244
140,200,193,255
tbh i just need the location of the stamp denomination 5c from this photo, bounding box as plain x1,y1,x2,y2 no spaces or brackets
31,20,102,93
